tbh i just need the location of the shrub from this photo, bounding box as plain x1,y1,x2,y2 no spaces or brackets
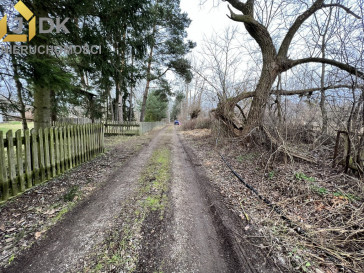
181,118,212,131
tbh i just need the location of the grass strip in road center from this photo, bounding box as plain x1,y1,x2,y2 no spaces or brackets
84,147,171,273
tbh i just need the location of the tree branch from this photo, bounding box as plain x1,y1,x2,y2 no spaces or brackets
288,58,364,79
230,84,363,102
223,0,253,15
322,4,361,19
278,0,325,58
236,103,247,121
273,85,363,96
227,5,256,24
226,4,276,58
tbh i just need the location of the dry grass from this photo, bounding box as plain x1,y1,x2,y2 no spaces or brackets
181,129,364,273
181,118,212,131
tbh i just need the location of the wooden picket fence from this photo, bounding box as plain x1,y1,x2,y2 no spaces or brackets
53,117,102,127
104,121,140,136
0,124,104,201
104,121,166,136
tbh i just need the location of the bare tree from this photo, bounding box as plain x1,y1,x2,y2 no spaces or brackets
215,0,363,136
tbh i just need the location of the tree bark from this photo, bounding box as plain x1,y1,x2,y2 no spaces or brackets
241,60,278,135
50,89,57,124
34,85,51,130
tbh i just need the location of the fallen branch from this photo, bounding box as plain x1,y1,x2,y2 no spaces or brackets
262,126,316,164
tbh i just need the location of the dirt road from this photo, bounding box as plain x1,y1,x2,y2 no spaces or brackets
3,126,282,273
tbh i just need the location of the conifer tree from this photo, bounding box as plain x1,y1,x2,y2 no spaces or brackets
140,0,195,121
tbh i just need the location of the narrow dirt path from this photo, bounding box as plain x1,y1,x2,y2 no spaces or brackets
3,128,167,273
3,126,282,273
159,130,235,272
155,128,281,273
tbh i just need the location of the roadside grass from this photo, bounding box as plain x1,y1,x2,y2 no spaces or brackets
86,147,171,273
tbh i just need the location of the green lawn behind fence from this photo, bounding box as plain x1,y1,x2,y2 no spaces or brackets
0,122,34,134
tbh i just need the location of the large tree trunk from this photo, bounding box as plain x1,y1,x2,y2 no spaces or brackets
50,89,57,124
242,61,278,136
34,85,51,130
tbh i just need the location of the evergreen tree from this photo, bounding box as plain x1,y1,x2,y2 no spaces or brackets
144,90,168,122
140,0,195,121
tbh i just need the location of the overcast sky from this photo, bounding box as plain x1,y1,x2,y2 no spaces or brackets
180,0,238,51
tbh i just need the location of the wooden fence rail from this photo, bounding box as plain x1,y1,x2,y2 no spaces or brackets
0,124,104,201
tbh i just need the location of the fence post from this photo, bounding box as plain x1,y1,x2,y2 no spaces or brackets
84,125,89,161
80,125,84,163
90,125,95,157
7,130,18,196
31,129,40,184
50,128,56,177
62,127,68,171
44,128,51,180
76,125,81,163
101,123,105,152
55,128,61,175
59,127,65,173
68,126,73,169
72,126,78,166
24,129,32,188
16,130,25,192
64,127,70,171
0,131,8,201
75,126,80,165
38,129,46,182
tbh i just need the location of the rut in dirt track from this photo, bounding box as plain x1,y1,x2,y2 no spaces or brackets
155,128,281,273
159,130,236,272
3,128,167,273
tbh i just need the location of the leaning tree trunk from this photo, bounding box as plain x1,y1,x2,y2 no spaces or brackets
242,61,278,136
